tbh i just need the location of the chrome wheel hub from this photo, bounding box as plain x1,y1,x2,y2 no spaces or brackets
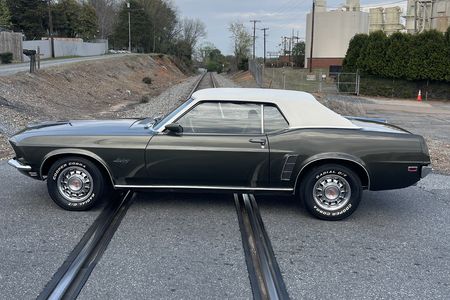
313,175,351,211
57,167,93,203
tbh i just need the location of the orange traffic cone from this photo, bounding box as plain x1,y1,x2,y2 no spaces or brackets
417,90,422,102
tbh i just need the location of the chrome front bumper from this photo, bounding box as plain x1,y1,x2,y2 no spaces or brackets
421,165,433,178
8,159,32,171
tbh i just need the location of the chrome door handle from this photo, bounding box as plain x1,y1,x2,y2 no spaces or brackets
249,138,266,145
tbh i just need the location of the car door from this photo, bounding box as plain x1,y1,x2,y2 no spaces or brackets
144,101,270,187
263,105,295,188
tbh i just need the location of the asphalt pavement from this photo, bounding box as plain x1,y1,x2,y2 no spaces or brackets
259,174,450,299
0,54,130,76
1,158,449,299
0,161,102,299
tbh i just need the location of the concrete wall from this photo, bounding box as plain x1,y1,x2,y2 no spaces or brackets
0,32,24,62
22,39,108,61
305,11,369,68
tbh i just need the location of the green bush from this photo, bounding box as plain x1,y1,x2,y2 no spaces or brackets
0,52,13,64
142,77,152,84
359,76,450,100
344,29,450,83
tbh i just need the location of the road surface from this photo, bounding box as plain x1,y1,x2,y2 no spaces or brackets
0,54,130,76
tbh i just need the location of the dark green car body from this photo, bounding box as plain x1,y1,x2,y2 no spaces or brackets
8,116,431,194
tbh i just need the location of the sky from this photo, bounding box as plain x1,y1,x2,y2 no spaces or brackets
171,0,407,56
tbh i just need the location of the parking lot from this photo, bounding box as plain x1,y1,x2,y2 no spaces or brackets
1,158,449,299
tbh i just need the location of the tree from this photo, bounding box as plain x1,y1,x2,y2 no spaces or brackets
88,0,119,39
229,22,252,70
0,0,11,28
407,30,448,81
356,31,387,76
180,18,206,50
78,3,98,40
292,41,305,68
384,32,412,79
202,45,227,73
6,0,47,39
52,0,98,40
112,0,178,53
112,0,152,51
343,33,368,72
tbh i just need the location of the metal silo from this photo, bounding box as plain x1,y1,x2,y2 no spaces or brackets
369,7,384,32
346,0,361,12
316,0,327,12
384,6,404,35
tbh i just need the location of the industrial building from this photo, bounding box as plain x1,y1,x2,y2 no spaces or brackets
304,0,450,70
304,0,369,69
405,0,450,33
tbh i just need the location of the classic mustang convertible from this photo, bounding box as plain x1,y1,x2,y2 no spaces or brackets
8,88,432,220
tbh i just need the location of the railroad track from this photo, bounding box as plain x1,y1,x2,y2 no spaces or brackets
191,71,218,94
38,191,134,300
234,194,290,300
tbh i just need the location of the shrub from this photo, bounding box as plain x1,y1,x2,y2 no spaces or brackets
140,95,150,103
142,77,152,84
0,52,13,64
359,76,450,100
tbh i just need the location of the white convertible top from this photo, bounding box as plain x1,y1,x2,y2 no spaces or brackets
191,88,359,129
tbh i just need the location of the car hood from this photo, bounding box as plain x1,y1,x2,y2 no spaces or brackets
12,119,155,138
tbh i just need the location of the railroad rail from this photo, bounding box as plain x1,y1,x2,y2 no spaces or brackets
37,192,134,300
234,194,290,300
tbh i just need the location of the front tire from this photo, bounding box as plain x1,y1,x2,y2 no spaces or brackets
301,164,362,220
47,157,106,211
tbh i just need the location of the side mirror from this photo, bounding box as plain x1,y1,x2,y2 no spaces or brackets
165,123,183,134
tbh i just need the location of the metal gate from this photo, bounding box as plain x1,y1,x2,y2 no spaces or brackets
262,68,360,95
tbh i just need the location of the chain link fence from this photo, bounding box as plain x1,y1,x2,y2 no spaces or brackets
249,60,263,87
263,67,360,95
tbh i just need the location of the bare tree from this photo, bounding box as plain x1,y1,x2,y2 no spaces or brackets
181,17,206,49
229,22,252,67
88,0,119,39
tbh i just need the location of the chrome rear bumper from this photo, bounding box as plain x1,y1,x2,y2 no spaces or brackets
8,159,32,171
421,165,433,178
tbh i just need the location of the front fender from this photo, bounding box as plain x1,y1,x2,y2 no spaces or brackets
39,148,115,185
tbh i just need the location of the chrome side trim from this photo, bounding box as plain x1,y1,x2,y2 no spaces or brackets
8,159,32,171
114,184,293,191
421,165,432,178
293,157,371,193
40,149,116,185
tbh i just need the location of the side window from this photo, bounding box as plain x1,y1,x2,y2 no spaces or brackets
264,105,288,133
176,102,262,134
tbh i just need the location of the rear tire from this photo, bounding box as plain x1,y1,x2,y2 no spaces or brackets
47,157,106,211
301,164,362,220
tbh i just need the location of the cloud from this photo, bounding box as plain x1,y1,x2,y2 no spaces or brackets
215,10,303,21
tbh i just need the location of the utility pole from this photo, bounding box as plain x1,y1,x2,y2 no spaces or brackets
309,0,316,73
47,0,55,58
260,28,269,64
250,20,261,59
127,2,131,52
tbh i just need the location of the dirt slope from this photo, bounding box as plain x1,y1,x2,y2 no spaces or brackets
0,54,187,159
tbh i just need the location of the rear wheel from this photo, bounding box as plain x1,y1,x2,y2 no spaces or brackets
47,157,106,210
301,164,362,220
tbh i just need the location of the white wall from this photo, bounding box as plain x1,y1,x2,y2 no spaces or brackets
305,11,369,64
22,39,108,61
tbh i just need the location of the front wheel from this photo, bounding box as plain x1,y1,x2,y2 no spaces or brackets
301,164,362,220
47,157,106,211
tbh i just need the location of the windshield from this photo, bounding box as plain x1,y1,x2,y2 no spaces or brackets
153,98,194,131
